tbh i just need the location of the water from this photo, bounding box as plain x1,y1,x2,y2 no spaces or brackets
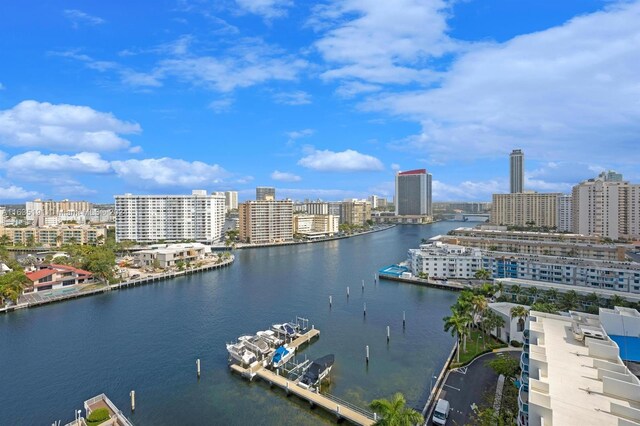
0,223,462,425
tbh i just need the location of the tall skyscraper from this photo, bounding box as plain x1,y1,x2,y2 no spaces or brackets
556,194,572,232
256,187,276,201
224,191,238,212
394,169,432,216
510,149,524,193
114,190,225,243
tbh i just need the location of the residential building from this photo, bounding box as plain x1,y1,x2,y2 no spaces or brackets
519,310,640,426
305,202,329,215
368,195,388,210
510,149,524,193
224,191,238,212
376,198,388,209
395,169,432,216
238,200,293,244
372,212,433,224
256,187,276,201
133,243,211,269
328,202,342,218
488,302,530,344
433,202,492,214
599,170,624,182
0,225,107,246
449,226,601,244
556,194,572,232
25,264,93,292
498,278,640,304
26,199,93,226
293,214,339,238
341,199,372,226
433,233,627,261
114,190,226,243
408,242,483,279
572,174,640,241
491,192,561,228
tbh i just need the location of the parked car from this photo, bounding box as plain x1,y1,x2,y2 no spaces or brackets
432,398,450,425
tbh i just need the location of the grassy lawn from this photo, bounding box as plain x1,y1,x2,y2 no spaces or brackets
79,283,109,292
452,329,507,367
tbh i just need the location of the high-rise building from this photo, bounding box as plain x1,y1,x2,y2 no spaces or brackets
341,200,372,225
114,190,225,243
491,192,560,228
572,174,640,240
599,170,623,182
224,191,238,212
26,199,93,226
305,202,329,215
238,200,293,244
256,187,276,201
509,149,524,193
327,202,342,218
556,194,572,232
394,169,432,216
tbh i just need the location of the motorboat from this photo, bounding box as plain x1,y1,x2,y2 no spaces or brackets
271,323,297,338
257,330,284,347
271,344,296,368
226,341,257,365
298,354,335,390
238,335,273,357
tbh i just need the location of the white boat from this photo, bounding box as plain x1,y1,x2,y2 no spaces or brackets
271,323,297,339
298,354,335,390
226,341,257,365
271,344,296,368
257,330,284,347
238,335,273,357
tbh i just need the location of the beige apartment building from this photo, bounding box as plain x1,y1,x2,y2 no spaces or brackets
238,200,293,244
573,177,640,241
449,226,602,244
0,225,107,247
341,200,372,226
293,214,339,238
491,192,561,228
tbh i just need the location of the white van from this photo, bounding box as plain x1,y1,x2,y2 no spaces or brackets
432,399,450,425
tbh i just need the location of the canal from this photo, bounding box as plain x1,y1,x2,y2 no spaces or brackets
0,222,462,425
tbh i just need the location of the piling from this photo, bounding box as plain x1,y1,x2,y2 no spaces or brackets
347,286,350,298
363,302,367,317
403,311,406,328
366,345,369,364
196,358,201,378
130,390,135,412
329,295,332,308
362,279,365,291
387,326,390,343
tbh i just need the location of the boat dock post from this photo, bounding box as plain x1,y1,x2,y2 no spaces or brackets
366,345,369,364
196,359,201,378
387,326,390,343
363,302,366,317
347,286,350,298
329,295,332,308
130,390,135,412
403,311,406,328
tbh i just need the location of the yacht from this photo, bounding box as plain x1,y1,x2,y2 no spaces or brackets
257,330,284,347
271,323,297,339
271,344,296,368
238,335,273,358
298,354,335,390
226,341,257,365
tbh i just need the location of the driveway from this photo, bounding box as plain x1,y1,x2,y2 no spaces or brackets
434,350,520,425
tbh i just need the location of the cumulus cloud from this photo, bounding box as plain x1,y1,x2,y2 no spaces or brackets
0,184,40,200
235,0,293,19
312,0,454,85
209,98,234,113
63,9,105,28
0,100,140,151
2,151,111,174
433,180,506,201
271,170,301,182
372,2,640,165
111,157,230,188
273,90,312,105
298,149,384,172
286,128,314,145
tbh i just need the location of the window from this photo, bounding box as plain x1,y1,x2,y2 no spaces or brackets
517,318,525,332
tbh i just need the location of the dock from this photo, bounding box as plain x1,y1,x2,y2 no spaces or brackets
229,328,376,426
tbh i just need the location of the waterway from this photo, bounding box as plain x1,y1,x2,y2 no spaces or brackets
0,222,463,425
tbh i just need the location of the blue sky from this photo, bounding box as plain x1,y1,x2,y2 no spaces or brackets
0,0,639,203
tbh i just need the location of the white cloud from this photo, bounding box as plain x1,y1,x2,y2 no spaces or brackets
63,9,105,28
0,184,40,200
275,188,362,200
372,2,640,165
0,100,140,151
2,151,111,174
235,0,293,19
312,0,454,84
209,98,234,113
298,149,384,172
433,179,505,201
390,163,401,171
112,157,230,188
273,90,312,105
286,128,314,141
271,170,301,182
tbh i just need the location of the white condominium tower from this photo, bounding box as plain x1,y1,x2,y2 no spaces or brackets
224,191,238,212
115,190,226,243
510,149,524,193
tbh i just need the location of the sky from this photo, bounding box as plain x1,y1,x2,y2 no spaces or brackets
0,0,639,203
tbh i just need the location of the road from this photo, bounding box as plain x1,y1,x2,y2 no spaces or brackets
434,350,520,426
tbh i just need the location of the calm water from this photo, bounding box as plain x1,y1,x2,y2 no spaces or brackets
0,223,462,425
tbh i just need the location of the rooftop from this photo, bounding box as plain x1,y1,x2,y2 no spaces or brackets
488,302,530,317
498,278,640,302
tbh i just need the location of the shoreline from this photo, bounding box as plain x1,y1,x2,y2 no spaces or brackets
0,256,235,315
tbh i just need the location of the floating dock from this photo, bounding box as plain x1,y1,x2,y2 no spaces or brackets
229,328,376,426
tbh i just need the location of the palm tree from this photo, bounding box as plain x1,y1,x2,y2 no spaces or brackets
369,393,424,426
494,281,504,298
471,294,488,326
444,310,470,362
0,271,30,304
474,269,491,281
609,295,628,309
510,305,529,335
0,235,11,246
544,288,558,303
585,292,601,309
559,290,579,311
509,285,521,302
526,286,539,303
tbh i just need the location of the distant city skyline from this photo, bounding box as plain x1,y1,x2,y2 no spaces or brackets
1,1,639,203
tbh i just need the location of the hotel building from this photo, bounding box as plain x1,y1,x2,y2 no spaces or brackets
395,169,432,216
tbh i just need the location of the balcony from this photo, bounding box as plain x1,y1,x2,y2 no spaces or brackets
518,384,529,414
520,352,529,373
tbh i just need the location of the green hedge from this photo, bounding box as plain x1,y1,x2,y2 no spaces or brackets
87,407,110,425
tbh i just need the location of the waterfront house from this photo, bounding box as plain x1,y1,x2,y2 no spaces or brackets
25,264,93,292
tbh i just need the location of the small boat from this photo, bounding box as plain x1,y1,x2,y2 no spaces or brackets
226,341,257,365
298,354,335,390
257,330,284,347
238,335,273,357
271,344,296,368
271,323,297,338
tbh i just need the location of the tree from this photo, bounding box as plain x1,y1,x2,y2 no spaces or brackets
530,302,558,315
474,269,491,281
0,235,11,246
482,310,505,344
510,305,529,322
525,286,539,303
444,309,470,363
559,290,579,311
369,393,424,426
509,285,521,302
609,294,628,308
0,271,30,304
486,355,520,380
471,295,488,326
544,288,558,303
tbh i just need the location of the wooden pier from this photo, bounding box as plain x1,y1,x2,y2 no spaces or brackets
229,328,376,425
